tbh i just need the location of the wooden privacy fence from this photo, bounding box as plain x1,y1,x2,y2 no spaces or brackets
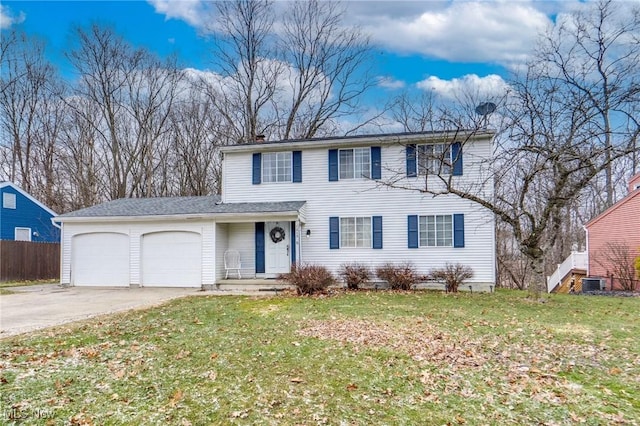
0,241,60,282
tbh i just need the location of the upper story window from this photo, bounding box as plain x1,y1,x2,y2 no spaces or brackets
3,192,16,209
419,215,453,247
263,152,292,183
339,148,370,179
418,144,451,175
406,142,462,177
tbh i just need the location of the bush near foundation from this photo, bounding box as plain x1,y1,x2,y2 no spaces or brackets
279,263,336,295
375,262,418,290
338,263,372,290
429,263,474,293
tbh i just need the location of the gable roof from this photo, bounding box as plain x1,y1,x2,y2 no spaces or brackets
0,181,57,216
584,188,640,229
56,195,306,221
221,129,495,153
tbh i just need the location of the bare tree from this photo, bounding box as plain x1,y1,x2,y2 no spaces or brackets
66,24,183,200
0,30,59,193
594,242,639,291
538,0,640,208
278,0,372,139
382,0,638,298
164,93,226,196
208,0,281,143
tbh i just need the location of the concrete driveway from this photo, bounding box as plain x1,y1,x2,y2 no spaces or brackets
0,284,207,338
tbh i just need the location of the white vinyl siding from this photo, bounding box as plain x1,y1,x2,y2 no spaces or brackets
339,147,370,179
221,136,496,287
60,220,215,287
418,143,451,175
340,217,371,248
419,215,452,247
263,152,292,183
3,192,16,209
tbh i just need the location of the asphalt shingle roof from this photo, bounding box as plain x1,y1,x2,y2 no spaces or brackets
58,196,306,218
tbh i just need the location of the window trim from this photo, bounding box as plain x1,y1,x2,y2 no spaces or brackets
338,147,371,180
3,192,16,209
418,214,453,247
262,151,293,183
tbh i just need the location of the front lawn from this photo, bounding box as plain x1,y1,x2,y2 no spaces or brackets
1,290,638,425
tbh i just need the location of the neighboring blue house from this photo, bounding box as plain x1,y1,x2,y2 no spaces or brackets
0,182,60,242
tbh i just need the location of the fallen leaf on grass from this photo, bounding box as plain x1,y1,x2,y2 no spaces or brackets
346,383,358,391
290,377,304,383
169,389,183,407
175,350,191,360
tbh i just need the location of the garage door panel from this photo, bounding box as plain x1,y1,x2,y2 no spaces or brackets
142,231,201,287
72,233,129,287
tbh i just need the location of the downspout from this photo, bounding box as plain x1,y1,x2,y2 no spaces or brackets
584,225,590,277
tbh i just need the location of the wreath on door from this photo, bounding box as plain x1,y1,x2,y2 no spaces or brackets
270,226,286,243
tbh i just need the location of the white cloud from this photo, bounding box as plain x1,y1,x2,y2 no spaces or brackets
0,5,26,29
348,1,552,67
416,74,509,101
376,76,406,90
147,0,206,28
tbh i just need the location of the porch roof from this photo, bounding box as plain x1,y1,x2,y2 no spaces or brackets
56,196,307,223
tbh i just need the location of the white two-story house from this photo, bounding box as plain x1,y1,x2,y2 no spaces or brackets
56,130,496,290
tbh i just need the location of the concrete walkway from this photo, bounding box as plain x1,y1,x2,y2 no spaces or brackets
0,284,265,338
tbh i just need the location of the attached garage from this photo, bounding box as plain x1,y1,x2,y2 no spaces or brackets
141,231,202,287
71,232,129,286
56,195,306,288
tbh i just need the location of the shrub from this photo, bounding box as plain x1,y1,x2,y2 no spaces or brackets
429,263,474,293
375,262,418,290
279,263,336,295
338,263,371,290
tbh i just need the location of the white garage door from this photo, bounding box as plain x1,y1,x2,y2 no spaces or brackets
141,231,202,287
72,233,130,287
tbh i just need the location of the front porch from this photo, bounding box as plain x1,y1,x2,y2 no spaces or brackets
214,203,307,284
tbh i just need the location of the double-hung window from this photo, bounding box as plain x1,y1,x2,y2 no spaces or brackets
339,148,370,179
262,152,292,183
418,143,451,175
340,217,372,248
419,215,452,247
3,193,16,209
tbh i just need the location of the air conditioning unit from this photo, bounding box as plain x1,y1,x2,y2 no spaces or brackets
581,277,605,292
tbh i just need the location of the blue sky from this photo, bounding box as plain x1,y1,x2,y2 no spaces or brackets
1,1,589,101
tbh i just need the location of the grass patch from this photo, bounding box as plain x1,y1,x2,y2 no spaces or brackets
1,290,639,424
0,279,58,289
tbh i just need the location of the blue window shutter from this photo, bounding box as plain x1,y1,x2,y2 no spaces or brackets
329,217,339,249
408,215,418,248
371,146,381,180
453,214,465,248
372,216,383,249
252,153,262,184
406,145,417,177
255,222,265,273
328,149,338,181
452,142,463,176
292,151,302,183
290,221,296,263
